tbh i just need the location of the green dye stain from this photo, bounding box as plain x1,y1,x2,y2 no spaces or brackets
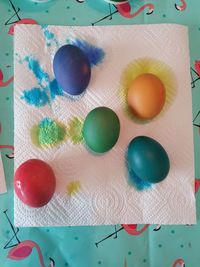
31,118,66,148
180,244,184,248
143,259,147,263
67,117,83,144
128,251,132,255
98,261,102,265
158,244,162,248
38,118,66,146
171,230,175,234
74,236,79,240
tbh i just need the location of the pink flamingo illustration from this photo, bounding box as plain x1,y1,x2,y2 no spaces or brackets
0,145,14,159
88,1,154,26
0,69,13,87
153,224,161,231
172,258,185,267
122,224,149,235
6,0,38,35
95,224,158,247
76,0,187,25
191,60,200,88
194,60,200,76
3,210,55,266
195,178,200,194
8,241,55,267
116,2,154,18
8,18,38,35
175,0,187,11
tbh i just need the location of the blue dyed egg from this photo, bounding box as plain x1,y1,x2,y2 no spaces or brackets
53,45,91,96
127,136,170,184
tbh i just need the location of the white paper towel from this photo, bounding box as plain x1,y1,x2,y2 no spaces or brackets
14,24,196,226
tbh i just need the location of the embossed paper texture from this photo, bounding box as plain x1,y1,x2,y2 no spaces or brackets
14,24,196,226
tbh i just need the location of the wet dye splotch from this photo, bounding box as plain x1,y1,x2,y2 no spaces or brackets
25,56,49,86
49,78,63,99
31,116,84,148
22,87,50,107
69,38,105,66
20,56,63,107
127,163,152,191
31,118,67,148
41,25,59,47
67,117,84,144
66,181,81,196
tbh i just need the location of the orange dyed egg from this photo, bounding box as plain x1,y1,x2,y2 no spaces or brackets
127,73,166,120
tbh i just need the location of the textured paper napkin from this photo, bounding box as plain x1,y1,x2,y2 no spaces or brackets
14,24,196,226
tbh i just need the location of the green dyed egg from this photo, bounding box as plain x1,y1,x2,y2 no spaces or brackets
127,136,170,183
83,107,120,153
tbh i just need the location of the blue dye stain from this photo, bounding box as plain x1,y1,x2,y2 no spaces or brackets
49,79,63,99
128,167,152,191
41,25,54,40
21,56,63,107
22,88,49,107
125,154,152,191
44,29,54,40
25,56,49,86
41,25,48,30
39,117,52,127
70,39,105,66
41,25,59,47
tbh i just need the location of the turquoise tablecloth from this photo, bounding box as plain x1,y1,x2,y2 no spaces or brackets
0,0,200,266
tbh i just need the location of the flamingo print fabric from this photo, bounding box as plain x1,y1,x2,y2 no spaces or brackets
0,153,6,194
14,24,195,226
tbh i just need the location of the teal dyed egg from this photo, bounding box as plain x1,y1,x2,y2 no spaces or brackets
83,107,120,153
127,136,170,184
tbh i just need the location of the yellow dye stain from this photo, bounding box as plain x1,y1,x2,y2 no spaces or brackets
30,125,41,148
66,181,81,196
120,58,176,123
67,117,84,144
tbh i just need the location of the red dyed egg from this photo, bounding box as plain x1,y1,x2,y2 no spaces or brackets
14,159,56,208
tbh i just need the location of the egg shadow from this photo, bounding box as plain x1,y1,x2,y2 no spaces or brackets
62,89,88,102
82,135,119,158
83,142,108,157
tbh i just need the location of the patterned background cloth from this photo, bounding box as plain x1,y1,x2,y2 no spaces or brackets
0,0,200,266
